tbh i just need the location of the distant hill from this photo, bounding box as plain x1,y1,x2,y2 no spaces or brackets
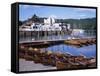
55,18,96,30
19,14,96,30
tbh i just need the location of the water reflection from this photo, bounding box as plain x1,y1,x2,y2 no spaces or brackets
19,30,96,42
44,44,96,58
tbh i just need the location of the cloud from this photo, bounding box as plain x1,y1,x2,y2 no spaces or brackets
75,8,96,12
79,14,86,17
49,14,57,18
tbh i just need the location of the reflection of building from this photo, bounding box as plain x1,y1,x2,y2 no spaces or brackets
71,29,85,37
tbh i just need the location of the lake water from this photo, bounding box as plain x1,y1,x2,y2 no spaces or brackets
42,44,96,58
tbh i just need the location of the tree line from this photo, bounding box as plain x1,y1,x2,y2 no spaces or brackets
19,14,96,30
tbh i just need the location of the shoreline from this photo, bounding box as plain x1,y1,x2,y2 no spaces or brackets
19,59,57,71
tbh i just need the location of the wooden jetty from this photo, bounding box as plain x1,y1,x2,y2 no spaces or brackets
19,38,96,48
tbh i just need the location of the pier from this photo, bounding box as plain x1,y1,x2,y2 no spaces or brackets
19,38,96,48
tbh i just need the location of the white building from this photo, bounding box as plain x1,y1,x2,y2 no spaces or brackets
44,17,55,25
67,24,71,29
19,16,71,32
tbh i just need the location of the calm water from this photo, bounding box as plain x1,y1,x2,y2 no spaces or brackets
44,44,96,58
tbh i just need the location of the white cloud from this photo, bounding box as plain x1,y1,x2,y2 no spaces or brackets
79,14,86,17
49,14,57,18
76,8,96,12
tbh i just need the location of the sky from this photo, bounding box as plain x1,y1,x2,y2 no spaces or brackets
19,4,96,21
